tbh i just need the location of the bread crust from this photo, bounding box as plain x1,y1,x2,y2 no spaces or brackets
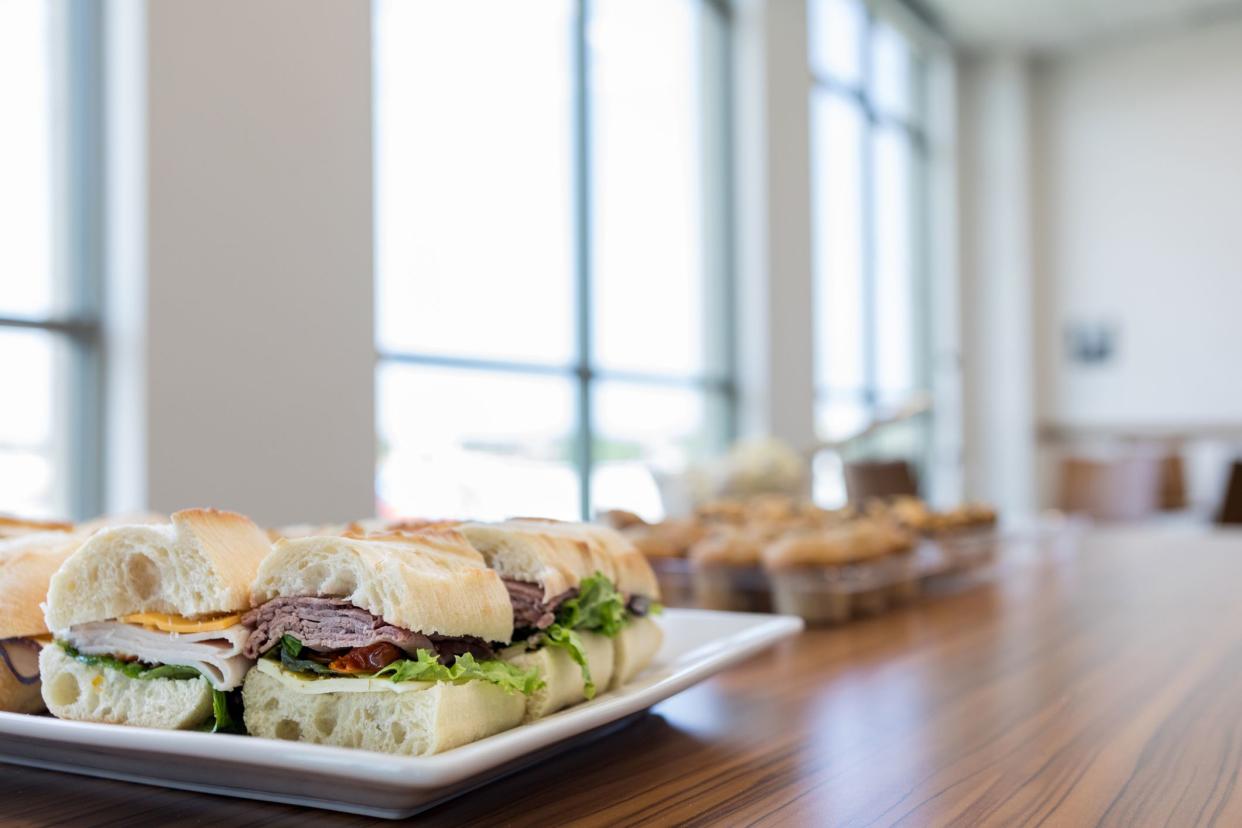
612,616,663,688
0,532,85,638
501,632,615,721
462,520,661,601
39,644,214,728
242,664,525,755
44,508,271,633
250,532,514,643
555,521,659,598
460,521,612,601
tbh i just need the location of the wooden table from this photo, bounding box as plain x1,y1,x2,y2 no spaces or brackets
7,527,1242,826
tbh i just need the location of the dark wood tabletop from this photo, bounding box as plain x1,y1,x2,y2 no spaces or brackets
6,527,1242,826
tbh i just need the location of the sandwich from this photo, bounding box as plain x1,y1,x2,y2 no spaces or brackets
529,521,663,688
0,531,85,713
240,529,542,756
39,508,272,730
460,518,663,720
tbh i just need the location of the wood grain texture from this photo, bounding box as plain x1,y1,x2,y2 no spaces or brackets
4,527,1242,827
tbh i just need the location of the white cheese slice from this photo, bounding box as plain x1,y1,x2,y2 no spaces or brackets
255,658,433,695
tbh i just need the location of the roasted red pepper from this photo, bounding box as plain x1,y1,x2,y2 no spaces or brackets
327,641,403,673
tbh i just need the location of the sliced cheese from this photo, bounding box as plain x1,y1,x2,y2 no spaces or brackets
120,611,243,633
254,658,433,695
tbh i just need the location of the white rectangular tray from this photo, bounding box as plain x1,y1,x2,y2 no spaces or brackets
0,609,803,818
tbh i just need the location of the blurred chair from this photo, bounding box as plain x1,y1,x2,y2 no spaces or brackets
1215,461,1242,524
1057,455,1161,521
844,460,918,504
1158,451,1188,511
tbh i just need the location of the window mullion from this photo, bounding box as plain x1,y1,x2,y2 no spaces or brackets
860,11,878,417
572,0,593,520
66,0,104,520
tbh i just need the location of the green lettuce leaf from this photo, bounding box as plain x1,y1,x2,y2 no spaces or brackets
529,572,647,697
372,649,543,696
555,572,627,637
540,623,595,699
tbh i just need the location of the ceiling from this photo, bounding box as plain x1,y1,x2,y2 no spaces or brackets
921,0,1242,51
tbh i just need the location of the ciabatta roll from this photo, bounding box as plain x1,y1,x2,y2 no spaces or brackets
40,508,270,730
241,529,536,755
0,531,84,713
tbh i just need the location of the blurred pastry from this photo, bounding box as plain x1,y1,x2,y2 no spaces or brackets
688,527,769,613
0,515,73,539
762,521,913,625
597,509,647,531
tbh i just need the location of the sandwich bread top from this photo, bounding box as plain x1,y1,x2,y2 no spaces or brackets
250,529,514,644
44,508,271,634
0,531,85,639
463,518,660,601
460,520,616,601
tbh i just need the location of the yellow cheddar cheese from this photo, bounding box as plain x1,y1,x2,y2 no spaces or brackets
121,611,243,633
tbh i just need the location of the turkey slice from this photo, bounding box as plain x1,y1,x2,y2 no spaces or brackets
64,621,252,691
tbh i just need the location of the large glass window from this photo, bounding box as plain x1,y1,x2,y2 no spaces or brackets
0,0,100,520
809,0,928,499
374,0,733,521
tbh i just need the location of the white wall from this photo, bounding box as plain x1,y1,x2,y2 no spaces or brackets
733,0,816,452
957,55,1038,516
105,1,375,526
1034,18,1242,426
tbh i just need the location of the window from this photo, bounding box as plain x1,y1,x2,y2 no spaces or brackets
374,0,733,521
809,0,929,500
0,1,100,520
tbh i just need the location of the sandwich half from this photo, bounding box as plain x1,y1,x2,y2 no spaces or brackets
40,508,271,730
0,531,84,713
240,529,541,756
460,518,663,720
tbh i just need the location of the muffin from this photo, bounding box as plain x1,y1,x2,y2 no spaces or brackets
930,502,999,572
688,527,770,612
762,521,913,625
629,518,703,607
866,520,920,605
695,499,749,526
882,496,936,533
598,509,648,531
